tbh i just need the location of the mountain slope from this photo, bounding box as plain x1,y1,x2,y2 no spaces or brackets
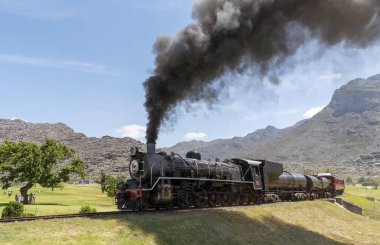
253,74,380,163
0,119,144,177
165,125,289,160
167,74,380,168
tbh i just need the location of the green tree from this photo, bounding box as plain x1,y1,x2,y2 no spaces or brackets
104,175,116,198
358,176,365,184
0,139,85,204
99,171,107,193
346,177,352,184
103,175,126,198
362,178,378,189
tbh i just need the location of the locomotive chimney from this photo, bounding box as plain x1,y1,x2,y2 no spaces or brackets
147,143,156,154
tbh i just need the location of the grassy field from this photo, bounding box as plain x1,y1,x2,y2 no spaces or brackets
343,185,380,220
0,184,116,216
344,185,380,199
1,183,379,219
0,201,379,245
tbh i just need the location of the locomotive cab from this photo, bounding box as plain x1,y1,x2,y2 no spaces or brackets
230,158,263,190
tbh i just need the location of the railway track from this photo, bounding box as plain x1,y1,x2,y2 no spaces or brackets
0,206,223,223
0,198,338,223
0,207,211,223
0,211,130,223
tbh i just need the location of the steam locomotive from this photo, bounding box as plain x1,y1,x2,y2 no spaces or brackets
115,143,344,210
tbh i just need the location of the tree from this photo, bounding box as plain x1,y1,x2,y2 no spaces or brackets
102,175,126,198
358,176,365,184
362,178,379,189
346,177,352,184
99,171,107,193
104,175,116,198
0,139,85,204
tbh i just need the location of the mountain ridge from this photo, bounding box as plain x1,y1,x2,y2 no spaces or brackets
0,119,144,178
166,74,380,177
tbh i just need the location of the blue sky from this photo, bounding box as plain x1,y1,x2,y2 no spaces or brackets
1,0,380,147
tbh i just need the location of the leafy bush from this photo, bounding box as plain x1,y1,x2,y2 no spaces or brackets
1,201,24,218
79,206,97,214
102,175,126,198
57,183,65,191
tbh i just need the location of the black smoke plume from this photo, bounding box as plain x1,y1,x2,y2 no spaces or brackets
144,0,380,143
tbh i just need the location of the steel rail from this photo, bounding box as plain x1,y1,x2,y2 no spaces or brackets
0,198,335,223
0,210,131,223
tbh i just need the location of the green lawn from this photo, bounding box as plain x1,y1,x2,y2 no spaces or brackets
1,201,379,245
1,183,379,219
343,185,380,220
344,185,380,199
0,184,116,216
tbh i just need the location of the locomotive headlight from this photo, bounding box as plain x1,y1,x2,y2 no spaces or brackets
130,160,140,174
130,147,139,156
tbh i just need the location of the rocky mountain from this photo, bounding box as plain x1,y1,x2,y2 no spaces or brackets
167,74,380,176
0,120,144,178
253,74,380,162
164,125,290,160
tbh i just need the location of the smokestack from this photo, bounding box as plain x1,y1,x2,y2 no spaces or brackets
144,0,380,143
147,143,156,154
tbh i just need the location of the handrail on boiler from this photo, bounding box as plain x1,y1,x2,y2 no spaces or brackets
150,162,157,187
150,161,164,187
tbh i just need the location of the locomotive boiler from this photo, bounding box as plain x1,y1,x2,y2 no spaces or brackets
129,143,241,183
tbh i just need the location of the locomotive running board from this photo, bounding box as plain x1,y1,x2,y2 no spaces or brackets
142,177,255,191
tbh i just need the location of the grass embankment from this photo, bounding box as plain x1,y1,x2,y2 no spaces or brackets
343,185,380,220
1,201,379,245
0,184,116,216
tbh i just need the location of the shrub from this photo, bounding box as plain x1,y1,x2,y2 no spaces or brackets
57,183,65,191
1,201,24,218
79,206,97,214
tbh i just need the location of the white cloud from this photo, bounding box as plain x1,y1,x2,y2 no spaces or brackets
9,117,29,122
117,124,146,141
225,100,245,112
303,106,325,119
184,132,207,140
0,0,80,20
319,73,342,81
0,54,120,75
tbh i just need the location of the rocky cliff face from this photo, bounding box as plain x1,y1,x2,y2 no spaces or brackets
330,75,380,117
0,120,144,178
253,74,380,163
